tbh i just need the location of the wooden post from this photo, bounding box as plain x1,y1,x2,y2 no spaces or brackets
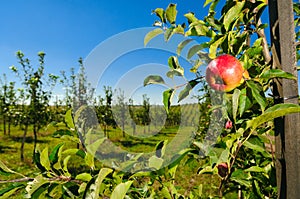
268,0,300,198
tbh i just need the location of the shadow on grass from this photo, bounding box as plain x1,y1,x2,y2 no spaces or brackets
11,136,50,144
0,145,16,153
120,139,157,148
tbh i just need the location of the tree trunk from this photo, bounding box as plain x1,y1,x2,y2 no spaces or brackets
8,118,10,136
20,124,28,161
3,114,6,135
33,124,38,160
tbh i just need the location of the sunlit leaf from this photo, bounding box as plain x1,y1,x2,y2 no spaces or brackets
260,69,297,80
85,152,94,169
187,45,203,59
223,1,245,30
0,184,25,199
244,166,266,173
232,89,240,121
144,75,165,86
65,109,75,130
75,173,92,182
184,12,198,23
178,80,199,102
163,89,174,114
177,39,193,56
164,27,174,41
149,156,164,170
0,160,17,176
153,8,166,23
25,175,49,198
144,28,164,46
190,59,203,73
246,104,300,131
209,36,225,59
204,0,215,7
111,181,133,199
40,147,51,171
93,168,113,199
166,3,177,25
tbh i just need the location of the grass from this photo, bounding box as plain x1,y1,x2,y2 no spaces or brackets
0,124,220,198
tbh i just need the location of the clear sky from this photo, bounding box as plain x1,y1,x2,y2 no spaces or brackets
0,0,213,104
0,0,296,105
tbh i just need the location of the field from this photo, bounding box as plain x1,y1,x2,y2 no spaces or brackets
0,122,220,198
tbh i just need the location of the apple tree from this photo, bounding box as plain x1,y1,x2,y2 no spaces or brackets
144,0,300,197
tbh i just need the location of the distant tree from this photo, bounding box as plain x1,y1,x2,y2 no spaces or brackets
10,51,58,161
128,98,136,135
113,89,129,137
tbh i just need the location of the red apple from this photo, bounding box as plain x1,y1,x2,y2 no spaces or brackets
225,120,233,129
217,162,228,178
205,54,249,92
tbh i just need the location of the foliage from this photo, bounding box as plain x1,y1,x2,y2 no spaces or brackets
144,0,300,198
1,0,300,198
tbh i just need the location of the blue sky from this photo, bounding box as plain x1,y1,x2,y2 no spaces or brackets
0,0,294,105
0,0,211,103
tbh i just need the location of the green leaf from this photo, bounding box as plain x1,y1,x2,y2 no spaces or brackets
246,104,300,131
40,147,51,171
178,80,199,102
246,81,267,112
144,75,165,86
177,39,193,56
111,181,133,199
167,56,184,78
155,140,168,158
165,3,177,25
260,69,297,80
25,175,49,199
231,169,251,187
0,183,25,198
93,168,113,199
85,152,94,169
163,89,174,114
85,137,106,156
168,56,180,70
239,88,252,117
218,149,230,163
204,0,215,7
187,45,203,59
223,1,245,30
0,160,17,176
65,109,75,130
190,59,203,73
232,89,240,122
209,36,225,59
49,143,64,166
185,21,212,37
63,155,71,175
244,166,266,173
164,27,174,42
75,173,93,182
149,156,164,170
243,140,265,153
153,8,166,23
144,28,164,46
62,148,85,158
184,12,198,23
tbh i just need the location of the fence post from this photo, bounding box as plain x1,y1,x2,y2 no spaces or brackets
268,0,300,198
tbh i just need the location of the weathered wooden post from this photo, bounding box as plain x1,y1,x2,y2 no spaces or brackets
268,0,300,198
